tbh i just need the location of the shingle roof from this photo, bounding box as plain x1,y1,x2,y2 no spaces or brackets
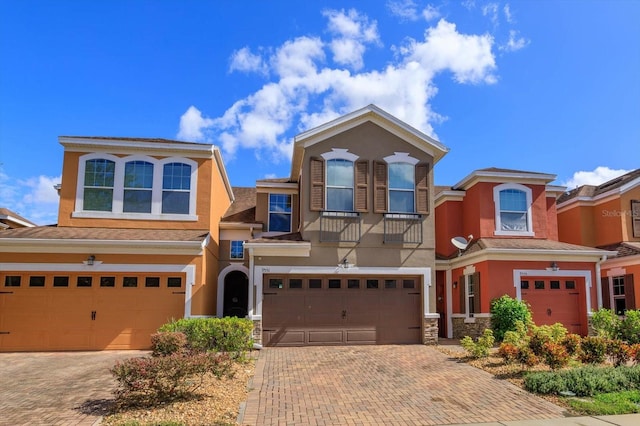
461,237,611,256
60,136,208,146
248,232,307,243
558,169,640,204
476,167,552,175
256,177,295,184
222,187,257,223
597,242,640,259
0,226,209,241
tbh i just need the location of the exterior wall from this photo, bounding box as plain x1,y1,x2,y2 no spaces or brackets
602,260,640,310
452,316,491,339
546,196,560,241
434,200,464,258
593,197,624,246
557,204,595,246
57,151,217,230
255,191,300,233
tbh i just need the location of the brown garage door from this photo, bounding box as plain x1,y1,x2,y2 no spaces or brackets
521,278,586,335
0,272,185,351
262,275,422,346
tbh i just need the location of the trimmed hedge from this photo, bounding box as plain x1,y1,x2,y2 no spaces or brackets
524,365,640,397
158,317,253,356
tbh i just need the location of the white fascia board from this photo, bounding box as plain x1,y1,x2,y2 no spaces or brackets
446,248,617,267
59,136,216,159
213,147,235,202
245,242,311,257
546,185,567,198
0,238,204,255
434,190,465,208
0,216,36,228
256,181,298,190
601,253,640,269
454,171,556,190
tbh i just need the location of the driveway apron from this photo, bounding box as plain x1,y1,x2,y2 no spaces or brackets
0,350,145,426
241,345,567,426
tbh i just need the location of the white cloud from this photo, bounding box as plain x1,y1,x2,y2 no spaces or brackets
503,3,514,23
387,0,420,21
562,166,632,189
177,106,215,142
422,5,441,22
0,169,61,225
178,9,500,163
229,47,267,74
482,3,500,26
21,175,61,204
500,30,529,52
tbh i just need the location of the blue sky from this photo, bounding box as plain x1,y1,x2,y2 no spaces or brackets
1,0,638,225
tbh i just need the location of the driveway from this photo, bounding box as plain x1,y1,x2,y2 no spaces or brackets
0,350,145,426
240,345,568,426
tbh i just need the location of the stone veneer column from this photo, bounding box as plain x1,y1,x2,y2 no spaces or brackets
451,317,492,339
252,319,262,345
423,316,439,345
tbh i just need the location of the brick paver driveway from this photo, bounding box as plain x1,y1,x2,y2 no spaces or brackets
0,350,145,426
241,345,568,426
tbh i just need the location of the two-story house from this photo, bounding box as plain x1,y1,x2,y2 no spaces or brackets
557,169,640,315
434,168,614,338
0,136,233,351
216,105,449,346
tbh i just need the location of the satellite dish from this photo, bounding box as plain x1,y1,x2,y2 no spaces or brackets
451,234,473,255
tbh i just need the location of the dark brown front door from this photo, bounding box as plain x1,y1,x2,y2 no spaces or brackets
262,275,421,346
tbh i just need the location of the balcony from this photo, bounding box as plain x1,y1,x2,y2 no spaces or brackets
383,213,423,244
320,211,361,242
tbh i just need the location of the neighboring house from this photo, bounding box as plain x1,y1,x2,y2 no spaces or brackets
0,136,233,351
434,168,614,339
0,208,37,229
557,169,640,315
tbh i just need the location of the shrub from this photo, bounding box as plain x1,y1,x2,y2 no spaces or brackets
158,317,253,356
498,342,520,364
528,323,567,356
490,295,532,342
580,336,608,364
562,333,582,357
110,352,233,405
607,339,631,367
619,310,640,344
517,346,541,367
591,308,620,339
150,331,187,357
542,342,571,370
460,329,495,358
524,365,640,397
503,320,529,346
629,344,640,364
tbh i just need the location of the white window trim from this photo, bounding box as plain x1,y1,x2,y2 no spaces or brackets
384,152,419,214
267,193,292,233
321,148,359,162
493,183,534,236
383,152,419,165
74,153,198,221
463,265,476,319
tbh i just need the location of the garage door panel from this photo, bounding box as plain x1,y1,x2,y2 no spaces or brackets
345,329,376,344
264,329,306,346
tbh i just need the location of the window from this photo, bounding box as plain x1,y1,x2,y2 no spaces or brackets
632,200,640,238
269,278,283,289
328,279,341,289
565,280,576,289
460,271,480,317
53,276,69,287
162,162,191,214
83,159,115,211
309,279,322,289
326,159,354,211
535,280,545,289
550,280,560,290
230,240,244,259
123,161,153,213
123,277,138,287
289,278,303,289
4,276,21,287
366,279,379,289
385,279,397,289
269,194,292,232
388,163,415,213
29,276,45,287
145,277,160,288
521,280,530,289
347,279,360,289
100,276,115,287
402,279,415,289
613,276,626,315
494,183,533,235
467,274,476,317
168,277,182,288
77,276,92,287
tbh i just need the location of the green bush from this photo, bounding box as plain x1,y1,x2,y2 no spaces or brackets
490,295,532,342
542,342,571,370
150,331,187,357
528,323,567,356
568,390,640,415
460,329,495,358
524,365,640,397
498,342,520,364
607,340,631,367
592,309,620,339
580,336,608,364
158,317,253,356
110,352,233,405
619,310,640,344
562,333,582,357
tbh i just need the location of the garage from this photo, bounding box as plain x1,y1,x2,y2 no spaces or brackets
521,277,586,335
262,275,422,346
0,272,185,351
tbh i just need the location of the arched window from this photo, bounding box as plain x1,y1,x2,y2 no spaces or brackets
83,158,115,211
493,183,534,235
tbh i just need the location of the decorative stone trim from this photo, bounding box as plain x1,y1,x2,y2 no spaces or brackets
252,319,262,345
423,317,439,345
452,316,491,339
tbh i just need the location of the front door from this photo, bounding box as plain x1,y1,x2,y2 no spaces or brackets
223,271,249,317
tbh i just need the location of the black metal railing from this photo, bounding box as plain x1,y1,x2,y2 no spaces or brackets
383,213,423,244
320,211,361,242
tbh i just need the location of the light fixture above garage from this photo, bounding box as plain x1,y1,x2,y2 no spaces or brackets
86,255,95,266
550,261,559,271
338,258,354,269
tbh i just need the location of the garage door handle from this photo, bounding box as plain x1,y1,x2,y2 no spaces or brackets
342,310,347,319
0,291,13,294
91,311,96,321
547,308,552,316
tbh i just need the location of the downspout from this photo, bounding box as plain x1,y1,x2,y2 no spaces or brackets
595,255,607,309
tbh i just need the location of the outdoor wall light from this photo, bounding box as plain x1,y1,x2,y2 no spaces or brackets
550,261,559,271
87,255,95,266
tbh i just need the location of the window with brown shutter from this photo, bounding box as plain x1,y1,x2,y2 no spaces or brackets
415,163,429,214
625,274,636,310
310,157,325,211
632,200,640,238
355,160,369,212
373,161,388,213
601,277,611,309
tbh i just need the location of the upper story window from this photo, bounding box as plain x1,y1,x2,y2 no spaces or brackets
84,159,115,211
493,183,534,236
269,194,292,232
374,152,429,214
162,162,192,214
388,162,415,213
75,154,197,221
123,161,153,213
326,159,354,211
230,240,244,259
632,200,640,238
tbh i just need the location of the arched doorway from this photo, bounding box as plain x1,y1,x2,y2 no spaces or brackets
223,270,249,317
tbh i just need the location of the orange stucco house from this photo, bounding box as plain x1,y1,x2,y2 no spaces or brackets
434,168,614,338
557,169,640,315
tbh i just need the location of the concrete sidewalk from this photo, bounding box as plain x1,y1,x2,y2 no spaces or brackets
453,413,640,425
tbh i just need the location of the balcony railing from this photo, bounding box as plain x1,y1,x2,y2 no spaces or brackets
320,211,361,242
383,213,423,244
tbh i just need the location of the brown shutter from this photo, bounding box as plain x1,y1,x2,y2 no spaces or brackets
632,200,640,238
355,160,369,212
310,157,325,211
459,275,465,314
601,277,611,309
415,163,429,214
373,161,388,213
473,272,481,313
625,274,636,310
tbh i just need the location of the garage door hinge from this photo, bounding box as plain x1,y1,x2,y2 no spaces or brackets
0,331,10,335
0,291,13,294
